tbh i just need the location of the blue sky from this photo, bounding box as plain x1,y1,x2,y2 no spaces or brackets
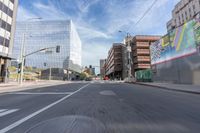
17,0,180,72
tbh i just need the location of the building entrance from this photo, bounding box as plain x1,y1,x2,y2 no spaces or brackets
0,58,6,82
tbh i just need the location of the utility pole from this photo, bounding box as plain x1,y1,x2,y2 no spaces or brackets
126,35,132,81
49,66,52,80
19,33,26,85
18,17,43,85
119,31,134,82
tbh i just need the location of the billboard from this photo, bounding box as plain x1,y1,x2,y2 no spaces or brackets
193,18,200,46
150,19,199,65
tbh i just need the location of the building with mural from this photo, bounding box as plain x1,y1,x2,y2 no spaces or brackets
151,17,200,84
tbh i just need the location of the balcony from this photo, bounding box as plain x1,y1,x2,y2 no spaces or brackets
133,49,150,56
134,56,150,63
134,64,151,69
132,42,149,50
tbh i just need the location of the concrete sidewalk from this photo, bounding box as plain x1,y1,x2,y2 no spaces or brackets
0,80,70,93
136,82,200,94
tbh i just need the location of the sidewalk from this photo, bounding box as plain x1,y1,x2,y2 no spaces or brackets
136,82,200,94
0,80,70,93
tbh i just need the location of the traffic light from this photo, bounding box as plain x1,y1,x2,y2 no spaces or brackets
18,63,22,73
44,62,47,67
56,45,60,53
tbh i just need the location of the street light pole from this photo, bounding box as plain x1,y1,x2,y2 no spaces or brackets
19,33,26,85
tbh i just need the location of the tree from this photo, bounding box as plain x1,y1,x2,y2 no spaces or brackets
79,72,88,80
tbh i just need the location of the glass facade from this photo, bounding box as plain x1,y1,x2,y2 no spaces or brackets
13,20,82,73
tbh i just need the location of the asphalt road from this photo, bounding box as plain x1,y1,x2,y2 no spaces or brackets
0,81,200,133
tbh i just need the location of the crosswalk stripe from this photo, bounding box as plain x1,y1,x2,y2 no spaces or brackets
0,109,19,117
0,109,7,113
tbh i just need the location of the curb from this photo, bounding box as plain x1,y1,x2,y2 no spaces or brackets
0,82,70,94
135,82,200,95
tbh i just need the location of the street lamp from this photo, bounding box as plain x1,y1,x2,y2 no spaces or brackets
19,17,43,85
118,30,134,82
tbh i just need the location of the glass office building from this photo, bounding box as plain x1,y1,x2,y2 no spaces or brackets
13,20,82,73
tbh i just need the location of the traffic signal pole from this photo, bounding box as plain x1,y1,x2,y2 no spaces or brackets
19,46,61,84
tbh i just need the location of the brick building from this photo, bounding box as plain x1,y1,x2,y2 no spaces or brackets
125,35,160,77
105,43,123,80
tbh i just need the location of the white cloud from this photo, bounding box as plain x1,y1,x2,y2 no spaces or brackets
77,25,111,40
103,0,180,35
17,6,38,21
76,0,100,13
82,41,111,73
32,1,68,20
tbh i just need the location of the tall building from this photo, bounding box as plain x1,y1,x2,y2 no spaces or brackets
124,35,160,78
13,20,82,74
100,59,106,78
167,0,200,31
0,0,18,82
105,43,123,80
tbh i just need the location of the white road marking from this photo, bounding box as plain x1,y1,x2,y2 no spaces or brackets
0,109,7,113
0,109,19,117
9,92,73,95
0,84,90,133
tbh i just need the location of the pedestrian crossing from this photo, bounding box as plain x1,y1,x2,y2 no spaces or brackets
0,109,19,117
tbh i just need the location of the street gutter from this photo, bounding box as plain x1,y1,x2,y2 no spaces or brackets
134,82,200,95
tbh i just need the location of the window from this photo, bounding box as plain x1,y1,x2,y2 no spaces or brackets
1,20,6,29
0,36,4,46
2,4,8,14
193,5,196,14
185,11,188,20
7,9,13,17
6,24,11,32
0,2,13,17
10,0,14,4
0,19,12,32
182,14,184,21
5,39,9,47
0,2,2,9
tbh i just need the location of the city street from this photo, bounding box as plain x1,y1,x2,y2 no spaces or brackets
0,82,199,133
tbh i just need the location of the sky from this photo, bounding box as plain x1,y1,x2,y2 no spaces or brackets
17,0,180,73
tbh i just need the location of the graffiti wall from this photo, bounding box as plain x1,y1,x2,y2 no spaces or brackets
150,19,200,65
